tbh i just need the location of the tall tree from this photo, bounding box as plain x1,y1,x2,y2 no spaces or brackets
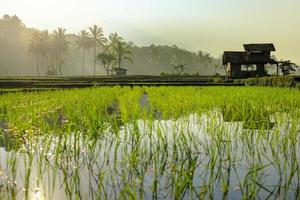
28,32,42,76
278,60,299,76
110,37,133,69
53,28,69,76
1,15,25,39
40,30,51,74
115,41,133,69
89,25,106,76
172,63,186,75
97,52,116,76
108,33,123,47
74,30,91,75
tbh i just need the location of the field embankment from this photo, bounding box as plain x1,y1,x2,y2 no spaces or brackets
0,75,241,90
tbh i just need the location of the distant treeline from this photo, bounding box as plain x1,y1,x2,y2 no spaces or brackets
0,15,223,76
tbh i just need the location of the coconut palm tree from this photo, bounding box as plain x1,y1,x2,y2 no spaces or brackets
111,40,133,69
89,25,106,76
97,52,116,76
28,32,42,76
74,30,91,75
108,33,123,47
52,28,69,76
40,30,51,74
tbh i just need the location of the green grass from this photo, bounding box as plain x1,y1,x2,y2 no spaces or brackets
0,86,300,199
234,75,299,88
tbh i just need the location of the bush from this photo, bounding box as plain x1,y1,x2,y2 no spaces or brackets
236,76,297,88
160,72,201,77
212,76,224,83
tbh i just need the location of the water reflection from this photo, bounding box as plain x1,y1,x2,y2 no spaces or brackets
0,111,299,199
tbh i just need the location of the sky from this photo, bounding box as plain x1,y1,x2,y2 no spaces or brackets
1,0,300,62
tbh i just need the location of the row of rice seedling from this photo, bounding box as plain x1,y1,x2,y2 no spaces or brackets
0,86,299,199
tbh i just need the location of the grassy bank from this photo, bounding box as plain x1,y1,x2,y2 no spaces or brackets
0,75,236,89
234,76,300,88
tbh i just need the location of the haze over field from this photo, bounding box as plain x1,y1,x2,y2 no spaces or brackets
2,0,300,61
0,0,299,76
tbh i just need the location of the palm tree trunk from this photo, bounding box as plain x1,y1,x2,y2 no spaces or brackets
118,57,121,69
55,52,58,76
36,54,40,76
46,56,49,74
82,48,85,76
93,43,96,76
59,64,62,76
58,51,63,76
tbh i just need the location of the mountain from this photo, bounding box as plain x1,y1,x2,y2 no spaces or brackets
101,19,169,46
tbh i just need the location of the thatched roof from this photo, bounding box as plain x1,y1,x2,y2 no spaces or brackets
223,51,247,65
243,43,275,52
223,51,277,65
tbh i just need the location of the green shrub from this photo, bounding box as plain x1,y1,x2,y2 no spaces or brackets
212,76,223,83
238,76,297,88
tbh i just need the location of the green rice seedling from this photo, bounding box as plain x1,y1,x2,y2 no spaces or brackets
0,86,299,199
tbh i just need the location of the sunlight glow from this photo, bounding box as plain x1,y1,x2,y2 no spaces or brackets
1,0,300,62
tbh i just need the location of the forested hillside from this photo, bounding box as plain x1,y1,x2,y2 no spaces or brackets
0,15,224,76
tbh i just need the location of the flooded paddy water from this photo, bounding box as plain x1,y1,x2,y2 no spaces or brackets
0,86,300,199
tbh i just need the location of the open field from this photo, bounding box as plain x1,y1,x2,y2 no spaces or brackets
1,2,299,200
0,86,300,199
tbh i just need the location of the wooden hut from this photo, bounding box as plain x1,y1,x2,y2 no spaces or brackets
111,67,128,76
223,43,278,79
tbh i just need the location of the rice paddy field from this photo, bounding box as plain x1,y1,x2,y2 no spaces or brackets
0,86,300,200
